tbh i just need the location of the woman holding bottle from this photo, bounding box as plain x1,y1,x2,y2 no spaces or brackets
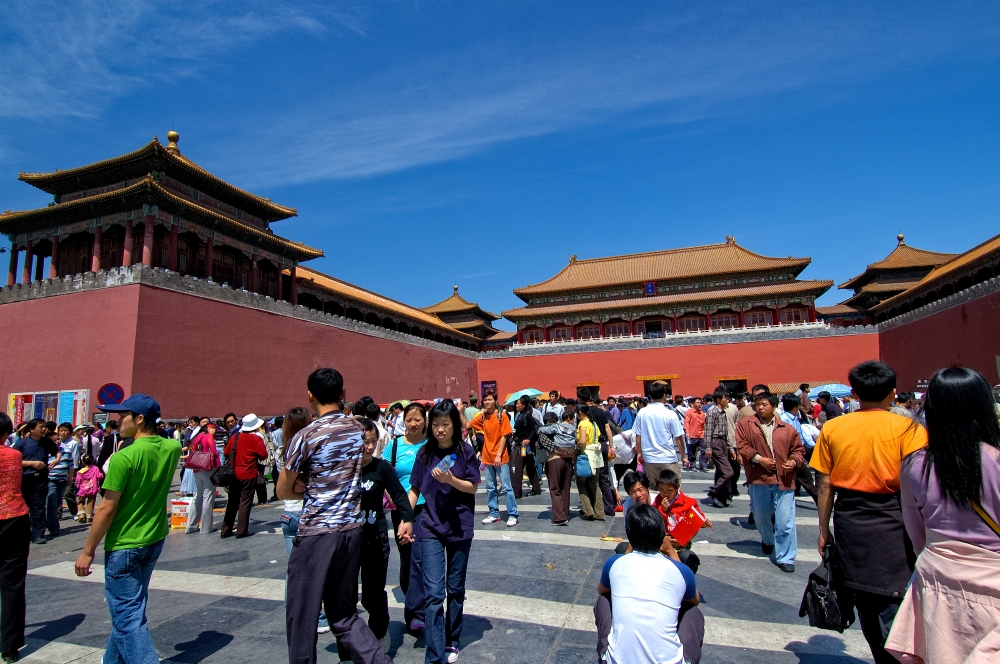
407,400,480,664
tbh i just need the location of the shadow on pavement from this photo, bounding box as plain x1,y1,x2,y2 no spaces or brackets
162,630,235,663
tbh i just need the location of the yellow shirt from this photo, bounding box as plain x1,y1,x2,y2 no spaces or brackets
810,409,927,494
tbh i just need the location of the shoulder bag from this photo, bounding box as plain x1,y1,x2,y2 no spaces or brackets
210,434,238,486
185,434,217,471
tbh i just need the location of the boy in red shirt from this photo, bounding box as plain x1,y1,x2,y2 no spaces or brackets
653,468,712,574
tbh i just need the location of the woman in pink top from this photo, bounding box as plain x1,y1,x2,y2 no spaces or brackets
0,412,30,661
886,368,1000,664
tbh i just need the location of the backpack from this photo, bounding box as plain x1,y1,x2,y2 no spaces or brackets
799,543,855,633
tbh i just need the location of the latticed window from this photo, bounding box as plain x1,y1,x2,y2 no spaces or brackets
781,308,806,323
677,317,706,332
550,327,571,341
746,312,773,327
523,329,544,343
710,314,739,329
605,322,630,337
577,325,601,339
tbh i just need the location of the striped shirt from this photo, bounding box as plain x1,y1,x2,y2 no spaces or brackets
284,412,365,536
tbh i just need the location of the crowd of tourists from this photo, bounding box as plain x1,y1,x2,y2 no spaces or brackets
0,361,998,664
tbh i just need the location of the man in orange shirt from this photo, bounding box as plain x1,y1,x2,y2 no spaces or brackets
811,360,927,664
467,391,518,527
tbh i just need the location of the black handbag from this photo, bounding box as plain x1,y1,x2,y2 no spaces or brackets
210,434,238,487
799,543,855,633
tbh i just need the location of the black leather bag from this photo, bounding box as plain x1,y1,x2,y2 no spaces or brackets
799,543,855,633
210,434,237,487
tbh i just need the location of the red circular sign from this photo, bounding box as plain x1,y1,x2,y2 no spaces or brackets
98,383,125,405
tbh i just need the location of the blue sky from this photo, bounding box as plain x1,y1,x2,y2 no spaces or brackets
2,1,999,330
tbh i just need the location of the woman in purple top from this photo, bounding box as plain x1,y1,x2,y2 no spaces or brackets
887,367,1000,664
407,400,480,664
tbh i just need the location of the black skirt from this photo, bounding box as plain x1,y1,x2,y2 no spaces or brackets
833,488,916,597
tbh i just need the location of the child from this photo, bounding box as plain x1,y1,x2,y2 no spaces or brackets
74,454,103,524
653,468,712,574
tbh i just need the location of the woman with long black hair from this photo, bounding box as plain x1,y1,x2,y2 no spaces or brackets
510,395,541,498
383,402,429,631
407,400,480,664
885,367,1000,664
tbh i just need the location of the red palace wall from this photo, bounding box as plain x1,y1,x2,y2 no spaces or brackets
0,283,479,419
879,288,1000,391
0,287,141,414
478,333,880,399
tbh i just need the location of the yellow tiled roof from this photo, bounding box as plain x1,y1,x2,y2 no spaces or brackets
503,280,832,321
839,236,958,289
513,238,810,298
293,266,477,340
422,286,499,320
815,304,863,316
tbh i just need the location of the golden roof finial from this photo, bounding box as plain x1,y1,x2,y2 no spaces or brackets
165,131,180,154
897,234,905,245
453,285,459,294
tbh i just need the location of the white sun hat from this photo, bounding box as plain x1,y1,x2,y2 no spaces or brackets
241,413,264,432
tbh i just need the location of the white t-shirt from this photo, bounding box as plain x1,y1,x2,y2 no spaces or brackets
606,552,690,664
612,430,636,465
634,402,683,463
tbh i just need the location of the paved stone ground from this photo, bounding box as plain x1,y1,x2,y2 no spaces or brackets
20,469,874,664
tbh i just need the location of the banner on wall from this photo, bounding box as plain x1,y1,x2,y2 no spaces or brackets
480,380,497,402
8,390,89,428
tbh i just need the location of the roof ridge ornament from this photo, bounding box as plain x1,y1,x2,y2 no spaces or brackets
570,254,577,263
897,234,905,245
453,285,459,294
165,131,180,154
725,235,736,244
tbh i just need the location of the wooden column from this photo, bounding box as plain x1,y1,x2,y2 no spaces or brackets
168,223,178,271
142,216,154,266
49,235,59,278
774,305,782,325
7,245,18,286
672,313,679,333
204,236,214,279
808,304,816,323
738,306,745,328
250,255,258,293
704,311,711,330
123,220,133,266
22,240,32,284
34,251,45,281
289,265,298,305
91,224,102,272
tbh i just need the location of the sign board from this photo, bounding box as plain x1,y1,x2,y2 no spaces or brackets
9,390,89,427
34,392,59,422
92,413,109,424
8,394,33,427
98,383,125,406
644,281,656,296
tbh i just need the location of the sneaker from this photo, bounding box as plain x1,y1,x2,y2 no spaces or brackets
549,520,569,526
445,647,460,663
31,538,46,545
317,622,330,634
711,498,727,509
506,516,518,527
482,515,501,525
614,505,623,513
778,563,795,573
408,618,426,632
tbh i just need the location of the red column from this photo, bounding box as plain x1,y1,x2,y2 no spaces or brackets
250,255,258,293
22,240,32,284
672,313,678,333
808,304,816,323
91,225,102,272
774,305,782,325
49,235,59,278
570,324,576,340
168,223,178,271
704,311,711,330
7,245,18,286
290,265,298,305
738,307,745,328
517,329,524,344
123,220,133,266
142,216,154,266
204,236,214,279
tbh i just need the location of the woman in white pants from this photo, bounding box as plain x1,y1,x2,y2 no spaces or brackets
186,420,221,534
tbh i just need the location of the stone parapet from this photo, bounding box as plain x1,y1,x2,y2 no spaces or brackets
0,265,478,359
482,322,877,358
877,276,1000,332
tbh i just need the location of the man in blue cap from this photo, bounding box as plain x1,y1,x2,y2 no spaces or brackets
74,394,181,664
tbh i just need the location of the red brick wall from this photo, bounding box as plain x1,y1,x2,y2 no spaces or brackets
478,333,880,398
879,290,1000,391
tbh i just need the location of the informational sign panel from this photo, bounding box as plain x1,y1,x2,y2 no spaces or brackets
34,392,59,422
9,390,89,427
8,394,33,427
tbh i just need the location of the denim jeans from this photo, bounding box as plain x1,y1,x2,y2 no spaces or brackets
419,538,472,663
483,463,517,519
282,509,328,630
748,483,797,565
103,539,164,664
46,478,67,535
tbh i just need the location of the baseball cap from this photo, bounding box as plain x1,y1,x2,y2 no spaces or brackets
97,394,161,421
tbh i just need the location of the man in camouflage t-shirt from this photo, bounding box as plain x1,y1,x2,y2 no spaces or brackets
278,368,393,664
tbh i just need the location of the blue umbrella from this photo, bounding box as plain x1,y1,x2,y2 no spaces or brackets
504,388,543,405
811,383,852,398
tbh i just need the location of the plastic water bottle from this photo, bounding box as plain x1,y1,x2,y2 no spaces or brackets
434,454,457,473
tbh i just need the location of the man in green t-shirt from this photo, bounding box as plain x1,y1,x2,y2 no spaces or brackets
74,394,181,664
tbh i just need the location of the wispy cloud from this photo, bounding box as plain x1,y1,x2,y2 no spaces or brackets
0,0,362,120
